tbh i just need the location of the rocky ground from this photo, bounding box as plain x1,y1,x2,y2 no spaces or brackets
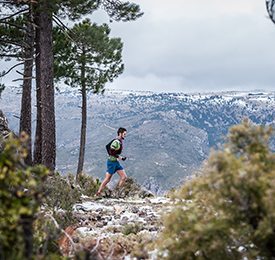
57,195,172,259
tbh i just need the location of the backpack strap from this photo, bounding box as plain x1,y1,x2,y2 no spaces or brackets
109,138,123,157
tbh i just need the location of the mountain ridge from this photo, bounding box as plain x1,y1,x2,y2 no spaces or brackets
1,86,275,194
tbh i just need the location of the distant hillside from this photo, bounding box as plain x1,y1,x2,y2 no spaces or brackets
1,86,275,194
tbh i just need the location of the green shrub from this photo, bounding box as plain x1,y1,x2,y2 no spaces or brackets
156,120,275,259
0,134,49,259
33,213,62,257
41,173,82,229
42,174,81,211
122,223,144,235
113,176,141,198
76,171,101,196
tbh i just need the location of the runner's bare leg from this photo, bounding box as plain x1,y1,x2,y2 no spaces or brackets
117,169,127,190
98,172,112,194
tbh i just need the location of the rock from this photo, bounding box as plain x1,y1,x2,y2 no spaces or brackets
120,216,129,225
138,189,154,199
114,214,121,219
88,215,97,221
102,220,108,226
131,206,139,213
138,211,147,218
114,205,125,214
95,222,104,228
148,226,159,232
105,216,112,221
142,177,162,196
144,216,152,222
72,236,79,243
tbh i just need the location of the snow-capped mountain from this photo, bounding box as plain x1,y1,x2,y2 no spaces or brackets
1,86,275,194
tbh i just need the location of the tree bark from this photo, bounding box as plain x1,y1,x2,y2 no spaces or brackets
20,5,34,166
76,53,86,179
33,12,42,166
33,0,56,173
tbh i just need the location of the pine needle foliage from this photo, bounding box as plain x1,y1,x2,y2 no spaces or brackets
156,119,275,260
53,18,124,94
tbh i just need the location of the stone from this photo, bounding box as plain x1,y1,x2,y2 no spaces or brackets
95,222,104,228
138,189,154,199
131,206,139,213
120,216,129,225
114,205,125,214
138,211,147,218
114,214,121,219
148,226,159,232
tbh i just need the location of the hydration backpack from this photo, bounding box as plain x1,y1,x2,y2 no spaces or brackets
106,138,122,155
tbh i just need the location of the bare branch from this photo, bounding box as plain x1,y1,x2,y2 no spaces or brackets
52,16,80,48
18,56,33,62
0,8,28,22
53,14,75,36
0,61,24,77
12,76,35,81
16,69,24,75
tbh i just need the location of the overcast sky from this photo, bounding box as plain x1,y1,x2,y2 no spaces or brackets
91,0,275,93
1,0,275,94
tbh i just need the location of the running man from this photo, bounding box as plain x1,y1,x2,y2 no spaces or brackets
94,127,127,197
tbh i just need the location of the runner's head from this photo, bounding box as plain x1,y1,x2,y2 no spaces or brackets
118,127,127,140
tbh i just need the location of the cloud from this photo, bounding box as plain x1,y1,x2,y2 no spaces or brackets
2,0,275,94
99,0,275,93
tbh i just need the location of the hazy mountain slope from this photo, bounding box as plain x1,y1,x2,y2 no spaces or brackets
1,87,275,194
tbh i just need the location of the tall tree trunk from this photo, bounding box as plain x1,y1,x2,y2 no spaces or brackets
33,12,42,166
34,0,56,173
20,4,34,166
76,56,86,179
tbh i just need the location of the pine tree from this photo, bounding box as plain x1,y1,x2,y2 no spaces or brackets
53,19,124,178
0,7,34,166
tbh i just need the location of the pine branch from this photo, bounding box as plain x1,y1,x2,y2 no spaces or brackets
85,66,105,72
0,38,28,48
266,1,273,20
0,61,24,77
0,20,27,30
0,54,19,58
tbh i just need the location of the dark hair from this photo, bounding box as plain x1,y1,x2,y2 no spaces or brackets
117,127,127,135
